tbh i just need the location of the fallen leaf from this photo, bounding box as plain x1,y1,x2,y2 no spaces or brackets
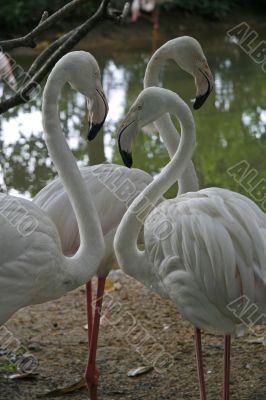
245,337,266,345
4,372,38,380
36,377,86,397
207,343,224,350
127,366,153,377
104,278,115,292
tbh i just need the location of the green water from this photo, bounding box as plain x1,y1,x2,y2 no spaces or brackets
0,31,265,212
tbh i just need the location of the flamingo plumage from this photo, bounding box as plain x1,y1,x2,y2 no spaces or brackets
115,86,266,400
32,36,213,398
0,50,107,396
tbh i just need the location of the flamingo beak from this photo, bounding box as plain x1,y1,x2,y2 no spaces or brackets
118,117,139,168
193,68,212,110
87,86,108,141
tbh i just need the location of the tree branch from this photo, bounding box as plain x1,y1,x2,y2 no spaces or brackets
0,0,129,114
0,0,87,51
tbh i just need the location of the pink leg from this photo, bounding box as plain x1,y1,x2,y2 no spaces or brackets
85,277,106,400
131,9,140,22
194,327,206,400
86,281,93,346
223,335,231,400
151,9,159,30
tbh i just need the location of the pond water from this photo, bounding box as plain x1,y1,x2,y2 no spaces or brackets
0,29,265,212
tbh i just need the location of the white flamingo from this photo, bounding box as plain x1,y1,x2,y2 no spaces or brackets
143,35,213,194
33,36,213,397
131,0,167,29
115,86,266,400
0,51,107,392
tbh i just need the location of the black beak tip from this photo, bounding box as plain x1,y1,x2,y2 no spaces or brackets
193,91,210,110
120,150,133,168
87,122,103,141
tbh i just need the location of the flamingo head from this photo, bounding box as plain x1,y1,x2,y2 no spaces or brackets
118,87,192,168
60,51,108,141
163,36,214,109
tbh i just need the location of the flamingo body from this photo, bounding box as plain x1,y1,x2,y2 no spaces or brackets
145,187,266,335
115,86,266,399
0,193,73,325
0,51,108,328
34,164,152,275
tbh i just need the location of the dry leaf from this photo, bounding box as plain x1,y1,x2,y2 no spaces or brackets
37,377,86,397
4,372,38,380
245,337,266,345
127,366,153,377
104,278,115,293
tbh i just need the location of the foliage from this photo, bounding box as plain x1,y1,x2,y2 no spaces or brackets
163,0,237,19
1,0,266,36
0,0,98,34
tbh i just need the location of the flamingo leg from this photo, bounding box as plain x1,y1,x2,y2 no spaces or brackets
223,335,231,400
85,276,106,400
86,281,93,346
194,327,206,400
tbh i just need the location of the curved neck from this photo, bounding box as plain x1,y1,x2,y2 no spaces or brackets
144,44,199,194
42,68,104,280
115,93,195,264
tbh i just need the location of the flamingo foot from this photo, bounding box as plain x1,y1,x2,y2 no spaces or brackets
85,364,99,400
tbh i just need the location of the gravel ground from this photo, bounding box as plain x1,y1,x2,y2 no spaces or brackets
1,270,266,400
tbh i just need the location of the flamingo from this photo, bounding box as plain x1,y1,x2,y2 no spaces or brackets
131,0,170,50
143,35,213,194
131,0,160,29
0,51,16,88
33,36,213,398
0,51,107,389
115,86,266,400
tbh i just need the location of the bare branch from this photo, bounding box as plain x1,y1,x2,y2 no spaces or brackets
28,32,72,76
0,0,127,114
38,11,49,25
0,0,87,51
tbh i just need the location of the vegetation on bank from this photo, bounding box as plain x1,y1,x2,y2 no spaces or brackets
0,0,265,35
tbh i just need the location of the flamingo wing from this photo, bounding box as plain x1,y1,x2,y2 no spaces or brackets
144,188,266,334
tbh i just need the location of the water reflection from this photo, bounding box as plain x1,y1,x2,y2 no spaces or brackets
102,60,127,160
0,33,265,209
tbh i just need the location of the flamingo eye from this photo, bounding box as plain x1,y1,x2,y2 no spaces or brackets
137,104,142,111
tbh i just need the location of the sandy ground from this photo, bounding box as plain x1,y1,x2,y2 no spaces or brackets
1,270,266,400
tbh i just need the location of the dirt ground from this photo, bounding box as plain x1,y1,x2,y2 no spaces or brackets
1,269,266,400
